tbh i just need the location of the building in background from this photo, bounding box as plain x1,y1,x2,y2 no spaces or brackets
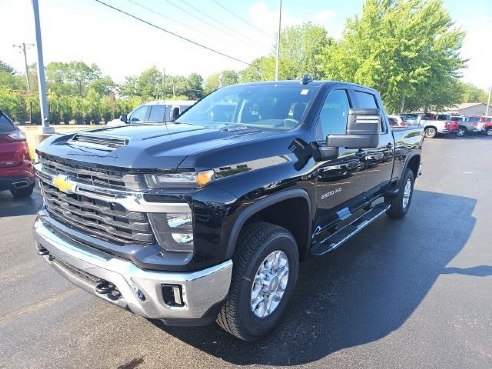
444,103,492,116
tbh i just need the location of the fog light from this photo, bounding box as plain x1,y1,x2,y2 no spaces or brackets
148,211,194,253
162,284,184,307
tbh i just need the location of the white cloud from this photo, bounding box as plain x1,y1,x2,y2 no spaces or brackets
249,1,302,36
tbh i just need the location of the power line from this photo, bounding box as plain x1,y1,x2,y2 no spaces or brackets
94,0,251,65
179,0,271,49
211,0,272,38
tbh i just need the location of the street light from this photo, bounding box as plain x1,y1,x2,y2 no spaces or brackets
274,0,282,81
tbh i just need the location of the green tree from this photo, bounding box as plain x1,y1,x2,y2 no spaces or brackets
46,61,102,97
185,73,204,99
0,60,25,91
204,73,221,94
120,66,164,100
459,82,488,103
220,70,239,86
321,0,466,112
240,23,331,82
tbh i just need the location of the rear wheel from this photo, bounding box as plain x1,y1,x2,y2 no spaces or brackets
217,222,299,341
10,184,34,199
456,126,466,137
386,169,415,219
424,127,437,138
486,127,492,136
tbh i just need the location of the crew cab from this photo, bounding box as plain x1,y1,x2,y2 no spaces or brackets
34,80,423,341
0,110,35,198
420,113,460,138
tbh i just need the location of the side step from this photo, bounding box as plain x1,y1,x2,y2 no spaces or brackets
311,203,390,256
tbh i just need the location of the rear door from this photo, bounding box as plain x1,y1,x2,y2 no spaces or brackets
351,90,394,194
313,88,367,236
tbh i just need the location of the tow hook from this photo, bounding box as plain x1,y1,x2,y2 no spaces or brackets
95,282,113,294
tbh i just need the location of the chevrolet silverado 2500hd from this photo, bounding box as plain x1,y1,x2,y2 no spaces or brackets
34,80,423,341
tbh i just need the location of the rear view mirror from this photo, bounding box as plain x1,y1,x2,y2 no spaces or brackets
327,109,380,149
171,107,180,120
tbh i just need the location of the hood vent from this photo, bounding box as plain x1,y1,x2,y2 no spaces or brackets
69,133,128,151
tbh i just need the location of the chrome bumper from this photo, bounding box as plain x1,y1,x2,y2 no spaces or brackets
34,219,232,320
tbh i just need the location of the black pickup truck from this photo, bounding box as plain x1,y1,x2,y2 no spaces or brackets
34,79,423,341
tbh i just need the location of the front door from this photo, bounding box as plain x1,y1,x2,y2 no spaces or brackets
313,89,367,241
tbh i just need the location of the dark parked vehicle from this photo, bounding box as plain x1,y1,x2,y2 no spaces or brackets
0,110,35,198
34,80,423,340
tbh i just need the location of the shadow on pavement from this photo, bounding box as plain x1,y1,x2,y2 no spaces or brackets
0,187,42,218
152,190,477,366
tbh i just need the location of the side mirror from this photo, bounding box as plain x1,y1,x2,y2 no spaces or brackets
171,107,180,120
119,114,127,123
327,109,380,149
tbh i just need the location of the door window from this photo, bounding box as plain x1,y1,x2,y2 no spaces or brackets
318,89,351,138
354,90,386,132
148,105,167,122
129,106,148,123
0,113,15,131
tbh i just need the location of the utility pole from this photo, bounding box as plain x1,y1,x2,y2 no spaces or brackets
274,0,282,81
31,0,54,134
13,43,34,123
486,86,491,116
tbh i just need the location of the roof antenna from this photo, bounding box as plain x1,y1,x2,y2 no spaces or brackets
301,74,313,85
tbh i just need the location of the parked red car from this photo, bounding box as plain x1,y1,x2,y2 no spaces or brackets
479,116,492,136
0,110,35,198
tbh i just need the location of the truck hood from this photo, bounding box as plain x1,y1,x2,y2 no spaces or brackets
37,123,295,171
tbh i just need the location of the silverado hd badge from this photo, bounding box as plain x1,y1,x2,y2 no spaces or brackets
52,175,76,194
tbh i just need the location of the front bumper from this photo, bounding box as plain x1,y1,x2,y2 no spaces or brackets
34,218,232,323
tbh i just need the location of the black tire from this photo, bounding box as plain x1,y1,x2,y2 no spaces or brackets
217,222,299,341
424,127,437,138
456,126,466,137
385,169,415,219
10,184,34,199
486,127,492,136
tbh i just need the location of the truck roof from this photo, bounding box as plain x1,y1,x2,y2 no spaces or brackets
232,80,380,94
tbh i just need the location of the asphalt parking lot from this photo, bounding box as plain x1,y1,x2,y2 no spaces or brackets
1,135,491,369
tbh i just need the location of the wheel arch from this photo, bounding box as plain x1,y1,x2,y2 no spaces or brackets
405,154,421,179
225,189,312,260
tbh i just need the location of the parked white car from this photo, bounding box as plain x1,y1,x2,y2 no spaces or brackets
107,100,196,127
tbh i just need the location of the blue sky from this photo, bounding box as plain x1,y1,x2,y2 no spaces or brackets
0,0,490,88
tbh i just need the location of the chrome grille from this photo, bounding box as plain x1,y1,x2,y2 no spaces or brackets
37,157,155,246
38,154,133,190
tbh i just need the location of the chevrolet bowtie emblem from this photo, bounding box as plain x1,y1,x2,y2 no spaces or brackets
52,175,76,194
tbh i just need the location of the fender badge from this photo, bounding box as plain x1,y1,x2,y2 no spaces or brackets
52,175,76,194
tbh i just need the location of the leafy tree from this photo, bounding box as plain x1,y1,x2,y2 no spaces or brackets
459,82,488,103
239,56,276,82
240,23,331,82
221,70,239,86
204,73,221,94
186,73,204,99
0,89,28,122
46,61,101,97
321,0,466,112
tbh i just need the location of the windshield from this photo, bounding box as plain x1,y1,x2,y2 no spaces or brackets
0,112,15,132
176,84,319,130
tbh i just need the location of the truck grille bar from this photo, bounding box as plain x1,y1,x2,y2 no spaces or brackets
37,157,155,246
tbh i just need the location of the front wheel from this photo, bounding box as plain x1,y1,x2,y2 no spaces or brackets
386,169,415,219
217,222,299,341
456,126,466,137
486,127,492,136
424,127,437,138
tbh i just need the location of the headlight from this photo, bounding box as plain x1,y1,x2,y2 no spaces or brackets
145,170,214,189
148,211,194,253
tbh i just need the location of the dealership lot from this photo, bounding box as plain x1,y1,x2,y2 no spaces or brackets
1,136,491,369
